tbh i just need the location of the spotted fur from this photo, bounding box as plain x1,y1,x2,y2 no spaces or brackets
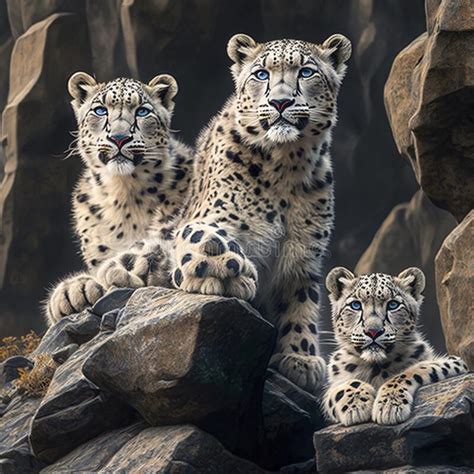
46,73,192,325
324,267,468,426
164,33,352,394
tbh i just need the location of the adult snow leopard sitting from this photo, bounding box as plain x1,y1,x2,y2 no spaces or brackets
45,73,193,325
90,33,352,393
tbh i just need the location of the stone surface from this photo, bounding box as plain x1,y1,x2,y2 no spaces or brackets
261,369,325,469
29,333,134,464
91,287,135,317
0,355,33,385
0,442,45,473
436,210,474,370
0,12,90,337
83,287,276,460
41,421,147,473
356,190,456,350
32,309,100,357
46,424,268,473
314,374,474,472
385,0,474,221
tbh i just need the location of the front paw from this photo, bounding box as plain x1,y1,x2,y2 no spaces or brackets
331,382,376,426
372,386,413,425
173,224,257,301
97,249,170,289
271,353,326,395
47,275,104,325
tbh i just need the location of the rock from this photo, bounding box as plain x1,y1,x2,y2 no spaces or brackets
0,12,91,337
47,424,268,473
29,334,134,464
436,210,474,370
314,374,474,472
0,355,33,385
51,343,79,364
279,458,316,474
353,466,474,474
99,309,121,332
356,190,456,350
32,310,100,356
385,0,474,221
0,442,46,474
92,287,135,317
0,396,41,452
42,422,147,473
261,369,325,469
83,287,276,460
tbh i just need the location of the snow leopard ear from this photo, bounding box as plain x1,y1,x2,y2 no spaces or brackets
321,34,352,76
68,72,98,104
396,267,426,301
227,34,261,79
326,267,355,300
147,74,178,112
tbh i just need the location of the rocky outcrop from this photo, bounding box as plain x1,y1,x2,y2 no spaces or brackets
83,287,276,459
385,0,474,222
1,288,327,471
436,210,474,370
356,190,456,350
314,373,474,472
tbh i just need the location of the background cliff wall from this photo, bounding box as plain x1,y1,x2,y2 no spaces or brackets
0,0,455,353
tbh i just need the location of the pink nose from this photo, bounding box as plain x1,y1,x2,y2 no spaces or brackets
365,328,383,339
108,134,132,148
269,98,295,113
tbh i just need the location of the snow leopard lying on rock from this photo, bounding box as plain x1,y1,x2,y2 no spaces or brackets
324,266,468,426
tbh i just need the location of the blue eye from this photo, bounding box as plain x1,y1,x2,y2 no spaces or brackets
136,107,151,117
299,67,315,78
93,106,107,116
349,300,362,311
254,69,270,81
387,300,400,311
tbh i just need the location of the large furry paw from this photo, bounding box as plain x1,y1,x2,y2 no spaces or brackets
172,224,257,301
271,353,326,395
96,246,170,290
326,381,376,426
372,384,413,425
47,274,104,325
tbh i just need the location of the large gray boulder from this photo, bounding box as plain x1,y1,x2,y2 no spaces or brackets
314,374,474,472
44,424,268,473
83,287,276,460
29,333,134,464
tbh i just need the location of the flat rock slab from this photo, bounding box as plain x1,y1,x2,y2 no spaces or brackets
83,287,276,459
314,374,473,472
41,422,147,473
94,425,268,473
45,424,268,473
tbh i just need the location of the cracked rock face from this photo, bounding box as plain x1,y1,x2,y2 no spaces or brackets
436,210,474,371
384,0,474,222
313,374,474,472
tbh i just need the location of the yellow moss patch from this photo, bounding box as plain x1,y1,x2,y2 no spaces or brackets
0,331,41,362
14,354,58,398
